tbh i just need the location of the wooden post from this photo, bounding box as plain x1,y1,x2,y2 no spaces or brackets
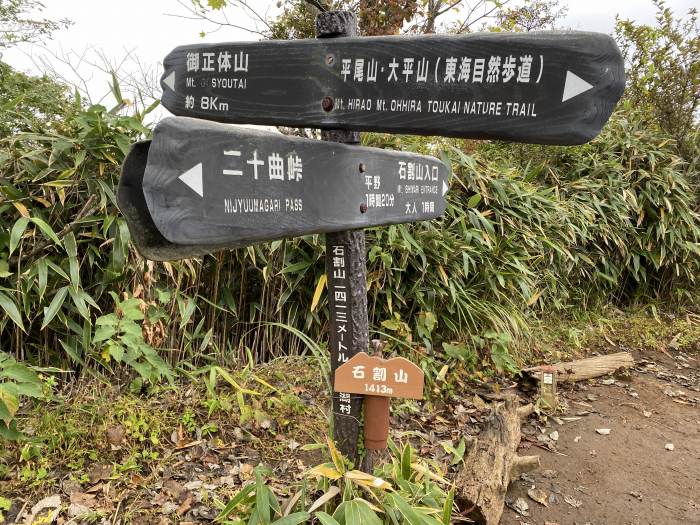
317,10,368,467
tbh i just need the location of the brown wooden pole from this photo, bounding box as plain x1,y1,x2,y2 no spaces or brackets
317,10,368,468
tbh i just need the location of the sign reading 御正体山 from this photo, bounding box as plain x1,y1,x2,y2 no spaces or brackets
117,117,449,259
160,31,625,145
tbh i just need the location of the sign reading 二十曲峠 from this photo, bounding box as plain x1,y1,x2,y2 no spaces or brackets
160,31,624,144
334,352,424,400
117,116,449,259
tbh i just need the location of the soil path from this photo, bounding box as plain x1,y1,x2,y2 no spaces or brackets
503,352,700,525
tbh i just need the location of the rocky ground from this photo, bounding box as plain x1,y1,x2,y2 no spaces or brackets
1,309,698,524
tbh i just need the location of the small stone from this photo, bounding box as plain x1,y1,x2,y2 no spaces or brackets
596,428,611,435
665,443,674,451
512,497,529,515
549,430,559,441
542,469,558,479
574,435,582,443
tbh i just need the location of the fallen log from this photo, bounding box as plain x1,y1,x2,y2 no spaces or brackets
455,396,538,525
523,351,634,382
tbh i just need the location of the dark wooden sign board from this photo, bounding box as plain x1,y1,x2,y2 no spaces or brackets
161,31,624,144
118,116,448,259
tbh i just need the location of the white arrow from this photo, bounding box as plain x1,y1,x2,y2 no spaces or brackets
442,180,449,196
179,163,203,197
163,71,176,91
562,71,594,102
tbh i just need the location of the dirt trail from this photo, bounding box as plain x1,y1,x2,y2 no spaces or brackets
503,352,700,525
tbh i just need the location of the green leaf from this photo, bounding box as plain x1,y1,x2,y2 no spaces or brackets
401,443,412,480
315,512,341,525
0,259,10,278
30,217,62,246
388,494,426,525
0,385,19,424
0,291,24,332
1,363,39,385
0,419,22,440
255,469,271,525
36,258,48,300
68,286,90,321
215,484,255,522
442,488,455,525
11,380,42,398
64,231,78,257
9,217,29,256
270,512,310,525
119,297,144,321
42,287,69,329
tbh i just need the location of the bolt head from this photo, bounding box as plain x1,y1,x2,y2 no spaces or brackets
360,203,368,213
322,96,334,112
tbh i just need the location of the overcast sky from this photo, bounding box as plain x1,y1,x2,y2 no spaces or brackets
2,0,696,105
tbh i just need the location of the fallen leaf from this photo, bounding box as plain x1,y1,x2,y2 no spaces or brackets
528,487,549,507
596,428,611,435
177,496,193,516
88,464,112,484
564,494,582,508
25,495,61,524
472,394,488,411
105,425,125,447
541,469,558,479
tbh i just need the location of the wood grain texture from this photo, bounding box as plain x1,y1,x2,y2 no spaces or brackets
524,352,634,382
455,396,538,525
140,116,448,247
117,141,242,261
160,31,624,144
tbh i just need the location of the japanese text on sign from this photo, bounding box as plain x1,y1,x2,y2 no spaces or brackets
339,54,543,85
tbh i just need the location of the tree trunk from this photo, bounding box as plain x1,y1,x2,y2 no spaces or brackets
523,352,634,383
455,396,538,525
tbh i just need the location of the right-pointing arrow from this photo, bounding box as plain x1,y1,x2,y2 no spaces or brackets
562,71,594,102
179,163,203,197
442,180,449,196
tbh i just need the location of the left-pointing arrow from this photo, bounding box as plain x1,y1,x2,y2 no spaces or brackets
163,71,175,91
179,163,203,197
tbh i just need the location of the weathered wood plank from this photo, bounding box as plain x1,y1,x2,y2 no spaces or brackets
160,31,624,144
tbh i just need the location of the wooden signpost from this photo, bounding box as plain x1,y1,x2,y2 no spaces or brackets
160,30,624,144
118,9,625,471
335,352,424,450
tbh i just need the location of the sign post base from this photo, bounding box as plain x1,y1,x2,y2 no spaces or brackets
364,395,390,450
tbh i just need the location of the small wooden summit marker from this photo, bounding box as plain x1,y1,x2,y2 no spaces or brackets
335,352,424,449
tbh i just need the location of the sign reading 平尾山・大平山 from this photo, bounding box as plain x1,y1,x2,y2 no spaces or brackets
160,31,625,145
